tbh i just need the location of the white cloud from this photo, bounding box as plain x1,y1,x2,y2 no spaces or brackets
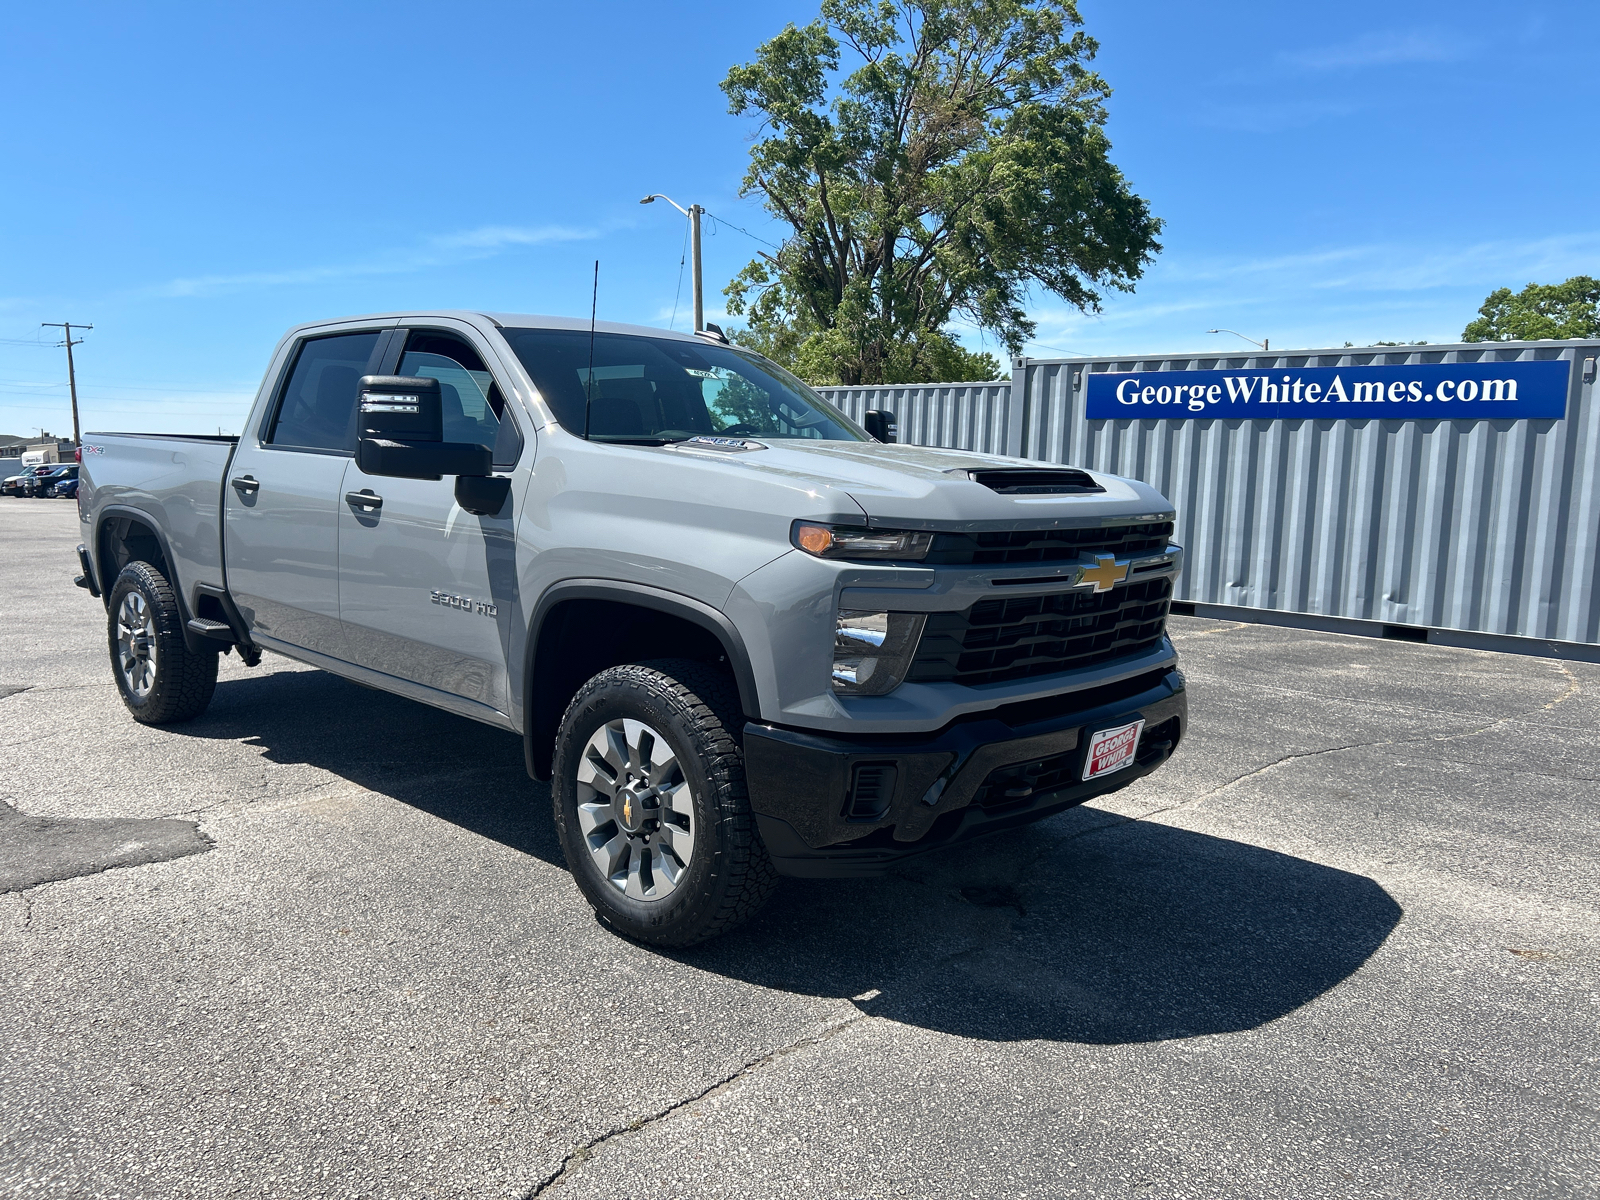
429,225,595,252
1194,99,1360,135
1282,31,1477,72
143,223,601,299
1012,231,1600,357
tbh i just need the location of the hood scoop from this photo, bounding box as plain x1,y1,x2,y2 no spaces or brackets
953,467,1104,496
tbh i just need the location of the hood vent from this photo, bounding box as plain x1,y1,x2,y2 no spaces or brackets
955,468,1104,495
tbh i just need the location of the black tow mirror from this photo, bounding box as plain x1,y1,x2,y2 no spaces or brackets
355,375,492,481
863,409,898,443
359,375,442,441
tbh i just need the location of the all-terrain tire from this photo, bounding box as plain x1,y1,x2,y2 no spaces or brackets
107,561,218,725
552,658,778,947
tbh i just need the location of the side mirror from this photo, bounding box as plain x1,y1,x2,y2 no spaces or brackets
355,375,492,481
863,409,898,443
358,374,442,441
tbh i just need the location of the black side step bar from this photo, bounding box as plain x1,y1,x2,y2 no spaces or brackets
192,583,262,667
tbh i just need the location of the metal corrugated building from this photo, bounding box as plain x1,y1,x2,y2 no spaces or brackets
819,339,1600,658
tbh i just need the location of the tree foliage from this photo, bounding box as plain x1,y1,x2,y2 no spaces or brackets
1463,276,1600,342
720,0,1160,385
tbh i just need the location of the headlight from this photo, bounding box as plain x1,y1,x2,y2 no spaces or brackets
793,521,933,561
832,610,926,696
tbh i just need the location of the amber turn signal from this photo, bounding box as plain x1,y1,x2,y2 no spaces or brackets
795,523,835,554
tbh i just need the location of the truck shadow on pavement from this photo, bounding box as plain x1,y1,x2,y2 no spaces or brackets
185,668,1402,1046
184,667,564,866
697,814,1403,1044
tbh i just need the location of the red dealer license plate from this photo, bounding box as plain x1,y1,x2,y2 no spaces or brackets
1082,719,1145,781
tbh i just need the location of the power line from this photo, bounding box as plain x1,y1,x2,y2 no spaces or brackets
702,210,783,251
669,214,690,331
0,377,253,394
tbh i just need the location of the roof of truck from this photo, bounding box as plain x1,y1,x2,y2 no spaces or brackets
291,311,714,344
481,312,711,343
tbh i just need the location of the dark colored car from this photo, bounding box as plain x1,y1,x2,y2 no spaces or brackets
28,464,77,497
51,475,80,499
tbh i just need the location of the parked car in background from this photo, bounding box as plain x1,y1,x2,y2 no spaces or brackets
35,465,78,497
21,466,60,497
3,465,56,497
51,474,80,500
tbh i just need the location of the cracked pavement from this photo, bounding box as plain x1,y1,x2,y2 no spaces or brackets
1,500,1596,1199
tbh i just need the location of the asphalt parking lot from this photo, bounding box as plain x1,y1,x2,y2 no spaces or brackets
1,499,1596,1200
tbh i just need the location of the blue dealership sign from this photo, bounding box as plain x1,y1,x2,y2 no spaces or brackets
1085,358,1570,421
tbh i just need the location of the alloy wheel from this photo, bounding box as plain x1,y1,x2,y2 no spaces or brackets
574,718,695,901
116,591,157,699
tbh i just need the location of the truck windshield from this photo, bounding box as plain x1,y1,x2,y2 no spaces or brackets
501,328,868,444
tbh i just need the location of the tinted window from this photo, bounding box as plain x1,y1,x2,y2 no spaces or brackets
397,331,522,468
268,332,381,451
502,329,867,444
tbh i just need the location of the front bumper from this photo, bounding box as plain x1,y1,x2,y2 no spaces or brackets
744,665,1186,877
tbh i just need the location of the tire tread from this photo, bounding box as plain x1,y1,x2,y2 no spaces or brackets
554,658,776,946
108,561,218,725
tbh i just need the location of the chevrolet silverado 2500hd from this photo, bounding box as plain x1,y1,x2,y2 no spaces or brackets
76,311,1187,945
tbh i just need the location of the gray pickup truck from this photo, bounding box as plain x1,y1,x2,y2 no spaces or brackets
75,311,1187,945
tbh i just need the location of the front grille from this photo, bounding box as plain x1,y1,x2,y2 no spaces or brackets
922,521,1172,567
909,576,1172,687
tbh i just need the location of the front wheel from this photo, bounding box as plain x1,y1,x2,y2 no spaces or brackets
107,561,218,724
552,659,776,947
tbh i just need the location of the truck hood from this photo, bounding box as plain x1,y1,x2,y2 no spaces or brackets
663,439,1173,531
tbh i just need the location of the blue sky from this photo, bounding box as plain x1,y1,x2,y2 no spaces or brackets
2,0,1596,436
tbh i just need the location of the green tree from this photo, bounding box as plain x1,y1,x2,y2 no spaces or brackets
1462,276,1600,342
720,0,1160,386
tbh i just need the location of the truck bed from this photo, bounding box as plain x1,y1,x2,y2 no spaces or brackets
80,432,239,613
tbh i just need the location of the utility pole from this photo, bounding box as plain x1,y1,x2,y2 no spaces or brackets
641,195,704,332
42,322,92,447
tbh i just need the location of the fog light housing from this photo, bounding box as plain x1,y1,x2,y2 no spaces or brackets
832,610,926,696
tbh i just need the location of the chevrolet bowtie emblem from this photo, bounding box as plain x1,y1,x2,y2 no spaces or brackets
1077,554,1129,593
623,796,634,825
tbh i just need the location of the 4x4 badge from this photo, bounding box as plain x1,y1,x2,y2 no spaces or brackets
1076,555,1129,593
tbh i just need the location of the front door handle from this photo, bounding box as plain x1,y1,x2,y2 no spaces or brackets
345,490,382,511
230,475,259,495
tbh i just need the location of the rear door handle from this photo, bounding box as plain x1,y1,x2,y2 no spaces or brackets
345,490,382,510
230,475,259,495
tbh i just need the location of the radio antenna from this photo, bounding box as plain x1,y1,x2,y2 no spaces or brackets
583,260,599,440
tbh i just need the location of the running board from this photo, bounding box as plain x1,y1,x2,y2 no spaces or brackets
192,583,262,667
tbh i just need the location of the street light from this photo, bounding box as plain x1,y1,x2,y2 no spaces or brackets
1206,328,1269,352
641,194,704,332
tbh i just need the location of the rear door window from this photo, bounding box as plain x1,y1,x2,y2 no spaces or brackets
267,331,382,452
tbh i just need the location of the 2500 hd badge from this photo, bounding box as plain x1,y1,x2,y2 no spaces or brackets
431,590,497,617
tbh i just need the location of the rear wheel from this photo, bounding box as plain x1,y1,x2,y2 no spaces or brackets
107,561,218,724
552,659,776,947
